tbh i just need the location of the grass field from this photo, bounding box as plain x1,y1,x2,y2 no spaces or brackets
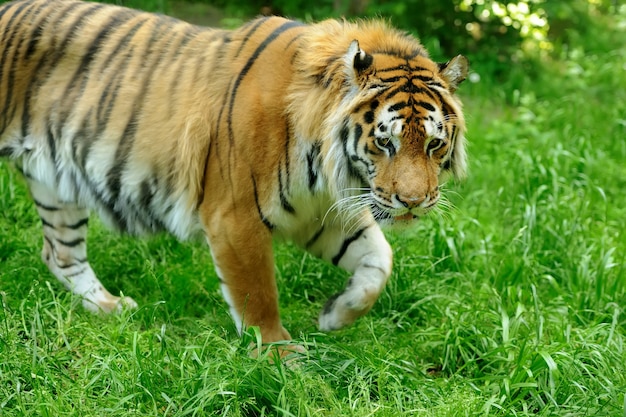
1,4,626,417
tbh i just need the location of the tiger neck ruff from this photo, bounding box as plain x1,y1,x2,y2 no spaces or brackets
0,0,468,354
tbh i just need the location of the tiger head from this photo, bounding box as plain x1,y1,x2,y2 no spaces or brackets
342,41,468,223
291,20,468,224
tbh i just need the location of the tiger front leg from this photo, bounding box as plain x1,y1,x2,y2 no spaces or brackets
27,179,137,313
313,223,393,331
202,210,292,346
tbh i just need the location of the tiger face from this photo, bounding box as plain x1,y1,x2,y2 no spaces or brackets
319,40,467,225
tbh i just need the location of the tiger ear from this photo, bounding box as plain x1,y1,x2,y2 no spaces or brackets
438,55,469,93
346,40,374,82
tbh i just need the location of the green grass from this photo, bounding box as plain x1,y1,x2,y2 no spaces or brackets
2,5,626,417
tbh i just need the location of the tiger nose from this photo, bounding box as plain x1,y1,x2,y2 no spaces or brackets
395,194,426,208
396,189,439,208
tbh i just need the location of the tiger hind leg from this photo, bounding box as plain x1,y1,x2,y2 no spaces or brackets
27,179,137,313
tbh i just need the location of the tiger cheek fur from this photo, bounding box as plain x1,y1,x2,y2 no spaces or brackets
0,0,468,353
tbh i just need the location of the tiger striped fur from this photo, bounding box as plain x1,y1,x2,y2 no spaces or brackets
0,0,468,349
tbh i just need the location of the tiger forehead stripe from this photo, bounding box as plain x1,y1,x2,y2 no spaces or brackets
375,64,435,74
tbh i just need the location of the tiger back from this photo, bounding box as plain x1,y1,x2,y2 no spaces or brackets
0,0,468,353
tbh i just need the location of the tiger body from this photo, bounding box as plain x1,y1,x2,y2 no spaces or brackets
0,0,468,346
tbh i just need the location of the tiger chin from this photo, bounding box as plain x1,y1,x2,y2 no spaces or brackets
0,0,468,355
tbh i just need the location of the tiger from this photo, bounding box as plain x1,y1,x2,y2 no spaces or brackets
0,0,468,350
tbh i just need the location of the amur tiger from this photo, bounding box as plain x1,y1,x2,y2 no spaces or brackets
0,0,468,352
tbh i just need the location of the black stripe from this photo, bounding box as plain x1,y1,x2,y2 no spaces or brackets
278,166,295,214
251,175,275,230
349,153,372,172
95,33,140,131
388,102,408,112
363,262,387,276
378,75,405,83
72,109,94,170
15,2,48,134
340,124,349,142
0,1,33,134
139,179,154,212
0,1,26,24
40,217,54,228
169,29,202,117
442,125,457,171
343,126,368,182
43,235,54,259
46,127,57,169
197,137,213,207
234,17,268,58
106,19,173,204
0,145,13,157
173,26,202,92
377,64,431,73
332,227,366,265
70,113,88,163
56,237,85,248
19,1,47,60
64,267,88,278
190,32,210,85
66,218,89,230
93,48,136,152
33,199,60,211
306,141,321,191
353,123,363,154
416,84,443,104
58,9,132,139
412,74,437,83
316,56,340,88
284,32,302,54
415,101,435,112
226,21,302,145
20,2,103,140
71,9,134,79
41,2,103,70
370,48,423,60
322,292,342,315
284,121,292,186
213,77,234,181
377,86,404,104
99,18,149,72
53,258,81,270
305,226,325,250
24,12,45,59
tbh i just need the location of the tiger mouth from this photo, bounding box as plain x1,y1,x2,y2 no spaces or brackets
371,198,438,222
393,212,417,221
373,209,418,223
371,204,420,222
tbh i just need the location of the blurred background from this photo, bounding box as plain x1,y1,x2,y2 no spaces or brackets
94,0,625,90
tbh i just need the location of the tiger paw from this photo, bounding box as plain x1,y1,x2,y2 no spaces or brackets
82,293,138,314
318,291,372,331
262,343,307,367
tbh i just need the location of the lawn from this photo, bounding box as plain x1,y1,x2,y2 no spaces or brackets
1,2,625,416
